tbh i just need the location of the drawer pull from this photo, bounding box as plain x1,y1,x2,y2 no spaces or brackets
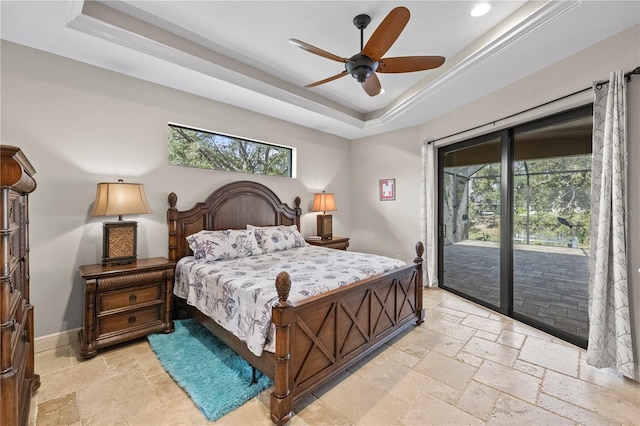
129,294,137,303
6,319,17,331
22,329,29,342
128,316,136,324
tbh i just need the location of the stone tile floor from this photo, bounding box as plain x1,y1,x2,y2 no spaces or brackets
444,241,589,340
31,289,639,425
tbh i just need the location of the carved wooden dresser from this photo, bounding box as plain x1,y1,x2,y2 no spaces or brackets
1,145,40,425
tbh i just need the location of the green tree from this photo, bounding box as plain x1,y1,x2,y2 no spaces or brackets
168,125,291,177
513,155,591,246
452,154,591,246
467,163,501,241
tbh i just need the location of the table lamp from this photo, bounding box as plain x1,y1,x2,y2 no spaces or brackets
311,191,336,240
90,179,152,265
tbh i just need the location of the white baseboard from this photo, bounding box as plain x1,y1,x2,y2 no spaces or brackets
34,328,81,354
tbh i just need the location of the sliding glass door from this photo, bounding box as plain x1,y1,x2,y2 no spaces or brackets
511,114,592,342
438,106,592,347
440,135,503,310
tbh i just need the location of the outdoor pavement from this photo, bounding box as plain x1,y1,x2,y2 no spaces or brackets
443,240,589,341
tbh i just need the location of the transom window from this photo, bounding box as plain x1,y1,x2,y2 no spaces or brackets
168,124,293,177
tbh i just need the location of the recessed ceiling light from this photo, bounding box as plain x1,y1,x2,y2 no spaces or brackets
471,3,491,17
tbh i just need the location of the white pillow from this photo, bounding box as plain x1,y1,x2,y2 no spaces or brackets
186,229,262,261
247,224,306,253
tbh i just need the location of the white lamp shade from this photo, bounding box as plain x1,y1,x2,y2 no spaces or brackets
90,181,153,217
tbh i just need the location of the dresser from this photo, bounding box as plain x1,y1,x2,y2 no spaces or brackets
78,257,175,359
1,145,39,426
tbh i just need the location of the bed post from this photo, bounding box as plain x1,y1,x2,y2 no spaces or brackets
167,192,178,262
414,241,425,325
293,197,301,231
271,271,294,425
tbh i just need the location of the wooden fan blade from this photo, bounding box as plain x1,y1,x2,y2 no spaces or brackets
289,38,352,64
305,71,349,88
362,72,382,97
362,7,410,62
378,56,446,73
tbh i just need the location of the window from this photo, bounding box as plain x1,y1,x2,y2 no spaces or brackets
168,124,293,177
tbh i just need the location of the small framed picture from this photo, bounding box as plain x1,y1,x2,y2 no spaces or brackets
379,178,395,201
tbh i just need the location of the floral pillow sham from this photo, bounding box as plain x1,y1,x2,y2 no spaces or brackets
186,229,263,261
247,224,306,253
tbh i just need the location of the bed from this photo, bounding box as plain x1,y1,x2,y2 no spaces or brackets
167,180,424,424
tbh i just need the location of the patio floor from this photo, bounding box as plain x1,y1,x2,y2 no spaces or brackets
443,240,589,341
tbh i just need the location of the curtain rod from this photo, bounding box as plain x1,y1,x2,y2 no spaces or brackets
427,66,640,145
595,66,640,89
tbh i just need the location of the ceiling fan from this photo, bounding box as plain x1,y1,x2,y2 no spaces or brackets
289,6,445,97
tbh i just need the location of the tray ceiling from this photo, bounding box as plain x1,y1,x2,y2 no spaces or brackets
1,1,638,139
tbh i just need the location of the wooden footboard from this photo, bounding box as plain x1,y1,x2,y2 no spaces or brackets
270,242,424,424
173,242,424,425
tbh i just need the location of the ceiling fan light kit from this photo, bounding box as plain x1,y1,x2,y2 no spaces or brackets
290,6,445,97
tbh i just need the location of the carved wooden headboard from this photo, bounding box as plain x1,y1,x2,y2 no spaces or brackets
167,180,301,262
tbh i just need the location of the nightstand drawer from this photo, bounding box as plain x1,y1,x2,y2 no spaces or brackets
320,241,348,250
96,269,167,292
98,283,163,313
98,306,162,336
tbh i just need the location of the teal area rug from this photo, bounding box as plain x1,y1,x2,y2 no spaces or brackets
148,319,272,421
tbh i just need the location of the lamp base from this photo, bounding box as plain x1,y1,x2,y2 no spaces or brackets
316,214,333,240
102,221,138,266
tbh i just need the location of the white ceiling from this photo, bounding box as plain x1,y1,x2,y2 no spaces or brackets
1,1,639,140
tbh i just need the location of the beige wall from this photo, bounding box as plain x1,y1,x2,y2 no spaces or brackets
351,24,640,376
350,125,422,260
1,41,351,337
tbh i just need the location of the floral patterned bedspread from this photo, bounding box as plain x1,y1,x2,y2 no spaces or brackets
173,245,406,356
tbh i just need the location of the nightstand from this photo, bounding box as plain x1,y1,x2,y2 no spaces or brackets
78,257,176,359
306,236,350,250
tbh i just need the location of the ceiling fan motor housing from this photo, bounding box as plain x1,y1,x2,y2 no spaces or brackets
346,54,379,82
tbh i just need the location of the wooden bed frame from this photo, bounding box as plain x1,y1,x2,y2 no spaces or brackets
167,180,424,424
